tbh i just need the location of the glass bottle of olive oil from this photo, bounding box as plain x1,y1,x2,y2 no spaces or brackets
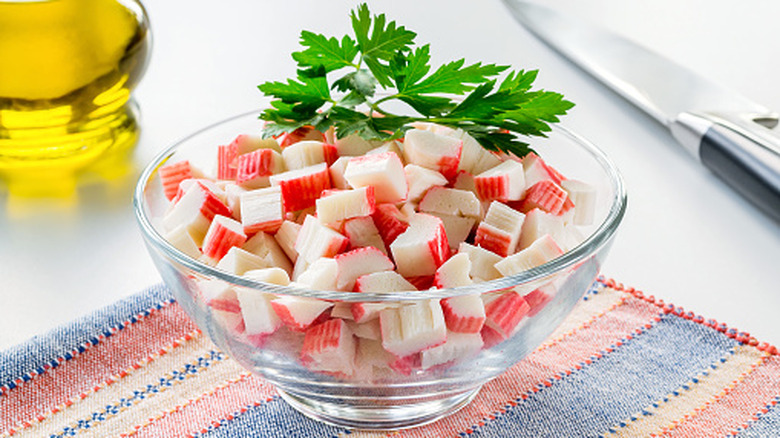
0,0,151,196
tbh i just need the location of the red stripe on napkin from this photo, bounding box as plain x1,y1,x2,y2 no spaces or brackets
667,354,780,436
0,304,197,432
403,295,663,437
126,372,277,438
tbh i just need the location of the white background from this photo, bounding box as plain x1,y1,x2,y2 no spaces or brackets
1,0,778,349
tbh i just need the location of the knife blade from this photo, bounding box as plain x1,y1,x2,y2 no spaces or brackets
503,0,780,222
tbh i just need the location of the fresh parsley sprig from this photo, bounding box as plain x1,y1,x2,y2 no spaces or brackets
258,3,574,157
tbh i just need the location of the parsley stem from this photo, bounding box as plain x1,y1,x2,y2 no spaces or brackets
257,3,573,156
369,93,404,118
373,94,398,106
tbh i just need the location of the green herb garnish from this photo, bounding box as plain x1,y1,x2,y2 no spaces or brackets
258,3,574,157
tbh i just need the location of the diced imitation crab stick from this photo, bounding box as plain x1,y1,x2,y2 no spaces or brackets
473,159,525,202
269,162,331,212
403,129,462,179
390,213,450,278
344,152,408,204
155,120,600,380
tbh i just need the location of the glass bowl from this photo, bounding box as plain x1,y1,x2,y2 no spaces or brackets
133,109,626,430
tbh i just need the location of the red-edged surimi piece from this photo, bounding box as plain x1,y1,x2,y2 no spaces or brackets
390,213,450,278
281,140,339,170
159,160,195,200
300,318,356,376
235,288,282,336
441,296,486,333
273,220,301,263
495,234,564,276
352,302,395,324
402,128,463,179
457,242,503,282
296,257,339,291
328,156,352,189
222,183,246,221
276,126,326,148
316,186,376,225
561,179,597,225
242,231,293,275
343,216,388,255
421,331,483,369
344,151,408,204
271,295,333,331
353,271,416,293
215,247,268,275
433,252,472,288
217,143,239,180
335,246,395,291
428,213,476,251
404,164,448,203
452,170,476,193
164,224,202,260
522,151,565,187
517,180,573,216
517,208,565,251
473,159,526,202
219,135,282,181
371,203,409,247
240,186,284,234
473,201,525,257
269,162,331,212
236,148,285,189
295,215,349,263
410,122,502,176
524,286,554,317
163,181,231,246
171,178,226,205
434,254,486,333
483,290,530,339
380,300,447,357
474,223,512,257
178,181,231,221
202,215,247,260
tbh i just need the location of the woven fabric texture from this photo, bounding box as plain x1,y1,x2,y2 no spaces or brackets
1,278,778,438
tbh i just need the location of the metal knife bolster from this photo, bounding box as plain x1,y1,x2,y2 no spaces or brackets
670,112,780,221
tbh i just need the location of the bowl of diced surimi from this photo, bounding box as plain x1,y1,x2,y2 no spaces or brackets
133,108,626,429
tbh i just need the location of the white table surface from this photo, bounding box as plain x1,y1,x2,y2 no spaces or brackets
1,0,778,350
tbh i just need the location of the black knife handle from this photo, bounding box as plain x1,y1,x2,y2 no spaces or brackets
694,115,780,222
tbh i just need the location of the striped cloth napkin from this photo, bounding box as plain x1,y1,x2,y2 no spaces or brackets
1,278,778,437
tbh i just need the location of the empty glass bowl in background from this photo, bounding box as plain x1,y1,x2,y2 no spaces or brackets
134,109,626,429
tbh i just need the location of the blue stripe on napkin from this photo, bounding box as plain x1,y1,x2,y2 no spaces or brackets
467,314,738,437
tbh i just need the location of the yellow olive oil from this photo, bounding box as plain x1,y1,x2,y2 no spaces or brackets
0,0,150,195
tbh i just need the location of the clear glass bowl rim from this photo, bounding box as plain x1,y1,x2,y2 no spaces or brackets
133,109,627,302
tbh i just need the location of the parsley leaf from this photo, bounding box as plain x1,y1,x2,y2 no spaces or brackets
399,60,507,96
293,32,359,74
258,3,574,158
350,4,416,87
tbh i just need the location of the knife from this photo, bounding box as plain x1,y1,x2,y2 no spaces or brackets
503,0,780,222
